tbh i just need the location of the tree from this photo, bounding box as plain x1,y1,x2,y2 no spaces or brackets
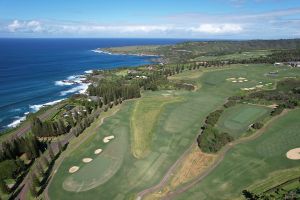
40,155,49,169
252,122,264,129
242,190,260,200
0,179,9,194
35,160,44,176
57,140,63,152
48,145,55,160
28,181,38,197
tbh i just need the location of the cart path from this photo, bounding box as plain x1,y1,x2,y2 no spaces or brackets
136,109,290,200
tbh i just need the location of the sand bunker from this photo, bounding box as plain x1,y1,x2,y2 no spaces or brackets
256,85,264,88
82,158,93,163
227,77,248,83
94,149,103,155
286,148,300,160
103,135,115,143
241,87,256,91
69,166,79,173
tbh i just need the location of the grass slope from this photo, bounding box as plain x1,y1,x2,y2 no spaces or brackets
175,109,300,200
131,93,182,159
216,104,271,138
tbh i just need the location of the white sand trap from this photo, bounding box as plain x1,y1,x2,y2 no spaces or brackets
69,166,79,173
103,135,115,143
82,158,93,163
238,80,243,83
286,148,300,160
94,149,103,155
256,85,264,88
268,104,278,109
238,77,246,80
232,80,237,83
244,79,248,82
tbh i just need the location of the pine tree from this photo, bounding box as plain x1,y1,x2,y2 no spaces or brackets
57,140,63,152
30,171,40,190
28,181,38,197
48,145,55,160
40,155,49,169
35,160,44,176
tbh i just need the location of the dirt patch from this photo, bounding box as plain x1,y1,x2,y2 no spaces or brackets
286,148,300,160
69,166,79,173
170,146,217,188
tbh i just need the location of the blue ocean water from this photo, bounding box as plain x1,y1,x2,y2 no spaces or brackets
0,38,188,131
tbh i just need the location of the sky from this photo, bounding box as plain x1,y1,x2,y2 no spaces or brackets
0,0,300,39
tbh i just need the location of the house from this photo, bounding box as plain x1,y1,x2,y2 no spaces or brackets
274,62,283,66
287,61,300,67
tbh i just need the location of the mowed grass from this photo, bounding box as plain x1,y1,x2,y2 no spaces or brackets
48,64,300,200
192,50,272,62
175,109,300,200
216,104,271,138
131,92,182,158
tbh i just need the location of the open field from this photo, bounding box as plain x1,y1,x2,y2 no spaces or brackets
48,64,300,200
216,104,271,138
102,45,161,56
192,50,272,62
175,109,300,200
131,93,183,158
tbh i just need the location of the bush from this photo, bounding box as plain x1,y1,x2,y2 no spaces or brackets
252,122,264,129
197,126,233,153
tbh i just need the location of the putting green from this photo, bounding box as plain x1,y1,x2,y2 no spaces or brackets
216,104,271,138
175,109,300,200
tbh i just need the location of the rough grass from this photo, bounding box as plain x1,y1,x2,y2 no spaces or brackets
216,104,271,138
131,93,182,159
175,109,300,200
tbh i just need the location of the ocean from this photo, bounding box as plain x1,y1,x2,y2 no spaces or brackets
0,38,188,131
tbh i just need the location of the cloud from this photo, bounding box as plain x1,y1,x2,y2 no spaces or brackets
56,24,173,34
7,20,42,33
1,7,300,39
7,20,22,32
189,24,242,34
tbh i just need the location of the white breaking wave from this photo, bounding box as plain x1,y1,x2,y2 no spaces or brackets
91,49,112,55
55,80,74,86
85,70,93,74
60,83,90,96
7,116,27,128
29,99,65,113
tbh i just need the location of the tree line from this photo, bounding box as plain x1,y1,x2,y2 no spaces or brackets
197,109,234,153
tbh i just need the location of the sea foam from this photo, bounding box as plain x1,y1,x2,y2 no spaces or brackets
29,99,65,113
